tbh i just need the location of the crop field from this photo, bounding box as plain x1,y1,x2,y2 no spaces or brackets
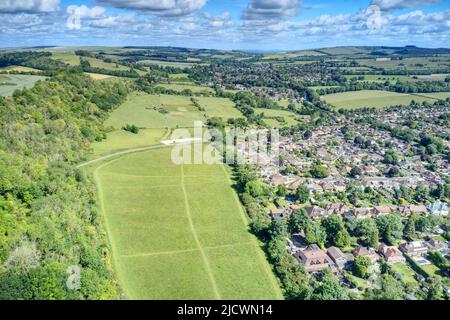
85,72,115,80
321,90,440,109
94,147,283,299
357,57,450,71
254,108,302,127
90,128,169,158
0,74,46,96
0,65,41,72
105,92,242,129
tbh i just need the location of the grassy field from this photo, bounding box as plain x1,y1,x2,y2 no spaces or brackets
391,263,418,286
0,65,41,72
94,147,283,299
254,108,302,127
85,72,115,80
0,74,46,96
52,52,80,65
84,57,130,71
90,128,169,158
416,92,450,100
321,90,440,109
105,92,242,129
344,74,416,82
140,60,199,68
159,83,215,94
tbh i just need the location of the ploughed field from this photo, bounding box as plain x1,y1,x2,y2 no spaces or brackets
94,148,283,299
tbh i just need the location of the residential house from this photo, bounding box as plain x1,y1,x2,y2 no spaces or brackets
425,239,447,254
269,208,288,220
379,244,406,264
373,206,392,217
294,244,331,272
352,207,373,219
399,241,429,257
352,246,380,263
327,246,354,270
325,203,350,216
427,202,450,216
305,206,327,221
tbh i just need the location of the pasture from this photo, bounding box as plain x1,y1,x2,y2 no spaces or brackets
254,108,302,127
0,74,46,96
94,147,283,299
104,92,242,129
159,83,215,94
90,128,169,158
321,90,440,109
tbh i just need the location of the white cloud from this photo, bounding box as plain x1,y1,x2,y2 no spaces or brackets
66,5,106,20
370,0,442,11
242,0,301,20
97,0,207,16
0,0,60,13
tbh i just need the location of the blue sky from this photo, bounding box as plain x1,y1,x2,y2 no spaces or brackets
0,0,449,50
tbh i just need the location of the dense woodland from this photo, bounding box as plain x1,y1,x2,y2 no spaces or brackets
0,70,129,299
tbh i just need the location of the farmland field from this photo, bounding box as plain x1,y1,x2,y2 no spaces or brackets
0,74,46,96
416,92,450,100
104,92,242,129
94,147,283,299
254,108,302,127
321,90,441,109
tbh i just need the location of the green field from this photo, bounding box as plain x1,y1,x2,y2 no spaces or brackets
90,128,169,158
105,92,242,129
159,83,215,94
140,60,199,68
321,90,440,109
52,52,80,65
254,108,302,127
94,147,283,299
416,92,450,100
0,74,46,96
391,263,418,286
344,74,416,82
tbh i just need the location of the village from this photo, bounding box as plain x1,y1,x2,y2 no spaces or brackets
235,105,450,299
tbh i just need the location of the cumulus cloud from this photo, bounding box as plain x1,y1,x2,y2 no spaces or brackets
97,0,207,16
242,0,301,20
202,12,233,28
370,0,442,11
0,0,60,13
67,5,106,20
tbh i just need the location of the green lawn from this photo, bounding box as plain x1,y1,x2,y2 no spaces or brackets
90,128,169,158
0,74,47,96
321,90,440,109
391,263,418,285
94,147,283,300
